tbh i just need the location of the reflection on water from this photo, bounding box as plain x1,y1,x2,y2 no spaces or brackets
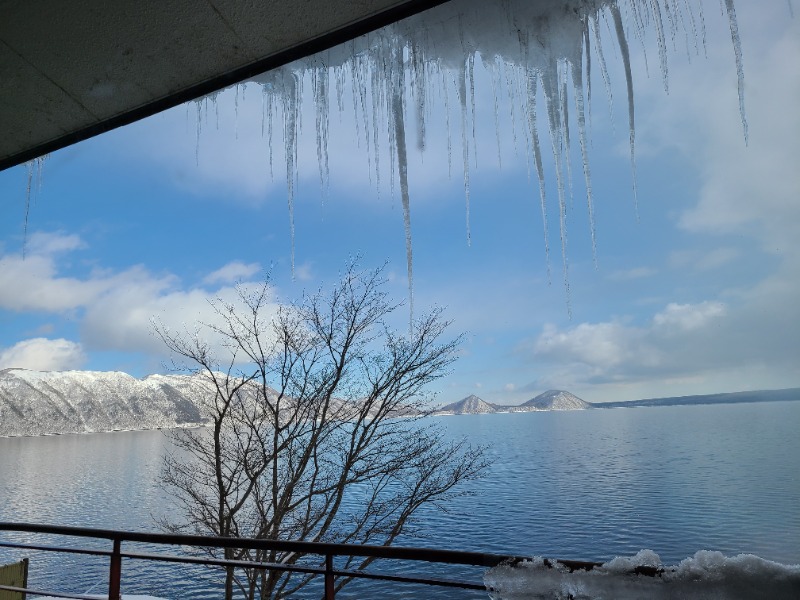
1,402,799,598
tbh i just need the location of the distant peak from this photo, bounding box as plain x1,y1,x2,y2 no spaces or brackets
435,394,497,415
522,390,591,410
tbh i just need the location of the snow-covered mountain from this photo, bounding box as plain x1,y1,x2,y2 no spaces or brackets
433,394,498,415
434,390,591,415
521,390,592,411
0,368,211,437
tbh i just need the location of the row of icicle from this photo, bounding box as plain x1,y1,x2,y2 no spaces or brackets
232,0,746,321
24,0,747,323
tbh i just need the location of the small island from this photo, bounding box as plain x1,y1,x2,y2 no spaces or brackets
433,387,800,416
432,390,592,415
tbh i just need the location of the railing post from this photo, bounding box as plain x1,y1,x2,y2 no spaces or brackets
108,538,122,600
324,553,335,600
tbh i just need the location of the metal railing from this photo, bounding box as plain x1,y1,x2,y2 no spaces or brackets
0,522,608,599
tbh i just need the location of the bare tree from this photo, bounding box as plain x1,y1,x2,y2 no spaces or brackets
156,264,486,599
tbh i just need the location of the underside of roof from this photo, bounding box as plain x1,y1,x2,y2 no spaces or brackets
0,0,448,172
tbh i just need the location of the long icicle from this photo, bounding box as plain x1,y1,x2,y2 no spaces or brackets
284,74,300,278
723,0,748,144
572,55,597,266
459,65,472,247
21,156,48,259
611,2,639,217
543,70,571,317
525,69,551,283
391,53,414,327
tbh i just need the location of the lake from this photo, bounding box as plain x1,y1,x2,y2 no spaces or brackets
1,401,799,598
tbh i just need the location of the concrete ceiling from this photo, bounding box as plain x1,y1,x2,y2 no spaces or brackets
0,0,448,172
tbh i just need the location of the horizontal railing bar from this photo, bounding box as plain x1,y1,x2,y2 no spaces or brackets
0,583,103,600
0,522,524,567
0,541,487,594
121,550,486,590
0,539,112,558
121,549,328,576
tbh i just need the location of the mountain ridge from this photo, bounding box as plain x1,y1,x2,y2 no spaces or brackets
0,368,210,437
3,368,798,435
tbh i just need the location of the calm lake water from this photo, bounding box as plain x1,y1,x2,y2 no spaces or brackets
1,401,799,598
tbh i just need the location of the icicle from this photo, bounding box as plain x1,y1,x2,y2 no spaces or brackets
312,61,331,195
572,54,597,265
651,0,670,92
385,52,398,207
334,61,346,115
283,73,300,278
489,58,504,168
542,69,571,316
662,0,680,52
22,162,34,258
506,60,522,157
234,84,240,139
697,0,708,57
21,155,47,259
352,53,374,187
458,66,472,247
468,54,478,169
611,2,639,216
410,39,428,153
261,85,267,137
591,14,615,125
194,102,202,166
559,66,575,211
390,57,414,327
371,48,384,199
443,68,453,178
584,16,593,131
267,91,274,180
525,69,551,283
723,0,748,144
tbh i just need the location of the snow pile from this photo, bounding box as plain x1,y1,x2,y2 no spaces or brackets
195,0,746,315
484,550,800,599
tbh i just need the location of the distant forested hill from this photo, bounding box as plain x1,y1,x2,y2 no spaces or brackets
592,388,800,409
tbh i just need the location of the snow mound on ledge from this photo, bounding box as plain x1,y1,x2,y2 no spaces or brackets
485,550,800,599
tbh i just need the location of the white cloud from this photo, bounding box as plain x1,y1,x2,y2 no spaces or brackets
82,280,281,360
27,231,85,255
0,338,86,371
652,301,726,333
529,286,798,395
0,235,120,312
0,233,282,364
534,320,657,371
203,261,262,285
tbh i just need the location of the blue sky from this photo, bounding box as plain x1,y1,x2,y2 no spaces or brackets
1,1,798,403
